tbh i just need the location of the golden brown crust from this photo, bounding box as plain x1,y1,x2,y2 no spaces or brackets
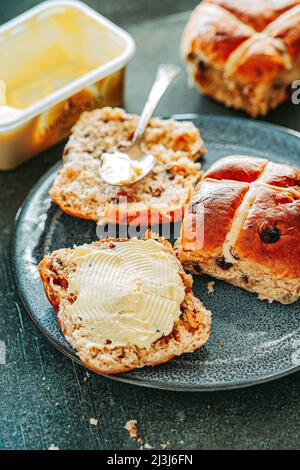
261,161,300,187
178,155,300,303
181,1,300,115
81,353,177,375
182,179,249,255
236,186,300,277
231,36,288,84
267,4,300,58
204,0,300,32
39,257,61,314
205,155,268,183
39,235,211,374
51,195,186,226
181,3,254,65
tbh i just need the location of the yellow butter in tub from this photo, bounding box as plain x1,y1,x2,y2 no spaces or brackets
0,0,135,170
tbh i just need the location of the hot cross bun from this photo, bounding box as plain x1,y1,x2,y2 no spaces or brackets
176,155,300,304
181,0,300,116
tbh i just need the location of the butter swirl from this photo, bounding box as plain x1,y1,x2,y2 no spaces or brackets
67,239,185,350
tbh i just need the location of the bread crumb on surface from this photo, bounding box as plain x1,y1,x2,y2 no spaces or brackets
218,340,225,348
124,420,153,449
161,441,170,449
124,419,138,438
90,418,98,426
48,444,59,450
83,372,90,382
207,281,215,294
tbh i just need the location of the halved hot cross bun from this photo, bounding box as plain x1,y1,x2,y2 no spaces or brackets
50,107,205,226
39,235,211,374
176,155,300,304
181,0,300,116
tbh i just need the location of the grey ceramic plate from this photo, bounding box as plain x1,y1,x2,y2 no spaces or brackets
12,115,300,391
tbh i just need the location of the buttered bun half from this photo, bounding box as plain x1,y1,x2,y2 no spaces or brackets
39,235,211,374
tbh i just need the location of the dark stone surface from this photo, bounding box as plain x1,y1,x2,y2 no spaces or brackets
1,0,300,450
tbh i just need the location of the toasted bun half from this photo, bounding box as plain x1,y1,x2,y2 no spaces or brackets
39,236,211,374
49,107,205,226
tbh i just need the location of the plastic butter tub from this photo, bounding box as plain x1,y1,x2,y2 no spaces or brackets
0,0,135,169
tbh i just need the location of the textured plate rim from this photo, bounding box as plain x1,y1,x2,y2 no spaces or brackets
11,113,300,392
